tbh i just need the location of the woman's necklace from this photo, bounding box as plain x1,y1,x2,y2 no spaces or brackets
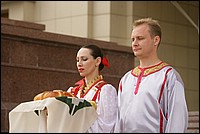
80,75,103,97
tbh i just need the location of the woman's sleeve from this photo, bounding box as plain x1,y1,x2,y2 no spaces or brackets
87,84,118,133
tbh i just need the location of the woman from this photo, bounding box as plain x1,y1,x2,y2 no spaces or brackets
67,44,118,133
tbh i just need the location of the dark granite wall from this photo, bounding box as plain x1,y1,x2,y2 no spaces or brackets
1,17,134,132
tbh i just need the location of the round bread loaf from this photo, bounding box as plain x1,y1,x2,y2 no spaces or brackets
34,89,74,101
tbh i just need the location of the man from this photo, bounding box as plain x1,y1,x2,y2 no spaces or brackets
114,18,188,133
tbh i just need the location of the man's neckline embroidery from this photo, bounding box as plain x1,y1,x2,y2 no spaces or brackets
132,62,169,77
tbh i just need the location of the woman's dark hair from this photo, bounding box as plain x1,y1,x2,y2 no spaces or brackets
81,44,104,71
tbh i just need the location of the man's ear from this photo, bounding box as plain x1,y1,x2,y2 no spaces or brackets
154,36,160,46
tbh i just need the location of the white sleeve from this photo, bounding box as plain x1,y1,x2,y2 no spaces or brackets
165,70,188,133
87,84,118,133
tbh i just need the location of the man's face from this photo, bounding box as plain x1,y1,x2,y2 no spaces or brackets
131,24,158,59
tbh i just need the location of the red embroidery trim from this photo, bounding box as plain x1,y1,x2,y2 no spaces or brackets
160,109,163,133
158,68,172,103
92,81,107,101
159,68,172,133
134,68,145,95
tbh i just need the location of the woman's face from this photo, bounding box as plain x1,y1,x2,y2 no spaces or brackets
76,48,99,77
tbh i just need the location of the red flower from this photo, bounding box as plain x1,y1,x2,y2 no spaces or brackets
102,57,110,68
